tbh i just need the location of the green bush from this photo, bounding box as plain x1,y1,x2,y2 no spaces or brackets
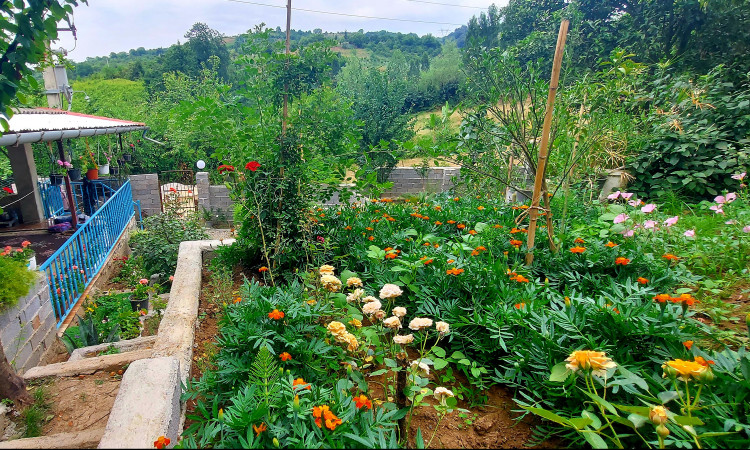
0,255,37,312
130,212,207,276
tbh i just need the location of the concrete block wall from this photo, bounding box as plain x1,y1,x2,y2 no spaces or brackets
129,174,161,217
196,172,233,219
383,167,460,197
0,277,57,374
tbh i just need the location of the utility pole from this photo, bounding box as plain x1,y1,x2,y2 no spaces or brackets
282,0,291,135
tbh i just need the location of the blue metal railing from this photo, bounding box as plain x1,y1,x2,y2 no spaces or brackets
38,178,125,220
39,180,136,327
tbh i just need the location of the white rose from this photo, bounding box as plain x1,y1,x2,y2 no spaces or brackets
435,321,450,334
362,300,382,315
346,288,364,303
392,306,407,317
393,334,414,345
346,277,363,288
320,274,342,292
409,317,433,331
383,316,402,329
379,283,403,299
362,296,378,303
319,264,335,276
433,387,454,404
410,360,430,376
374,309,387,320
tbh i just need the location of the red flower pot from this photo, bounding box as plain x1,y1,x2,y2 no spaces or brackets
86,169,99,180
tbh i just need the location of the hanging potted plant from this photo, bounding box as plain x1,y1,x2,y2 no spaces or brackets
80,151,99,180
122,142,134,161
67,165,81,181
110,165,120,176
99,141,115,176
129,278,159,312
51,159,71,185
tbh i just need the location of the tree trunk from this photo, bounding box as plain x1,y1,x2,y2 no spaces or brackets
0,340,32,405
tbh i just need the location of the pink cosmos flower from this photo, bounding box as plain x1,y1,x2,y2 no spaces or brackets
710,204,725,214
614,213,629,224
684,229,696,237
643,220,657,229
641,204,657,213
621,229,635,238
620,192,633,200
627,199,640,207
744,225,750,233
731,172,746,181
726,192,737,203
664,216,679,227
607,191,621,200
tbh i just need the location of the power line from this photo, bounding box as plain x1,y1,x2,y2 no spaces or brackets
226,0,466,26
403,0,486,10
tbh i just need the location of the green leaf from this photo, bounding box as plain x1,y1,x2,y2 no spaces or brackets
672,415,705,427
658,391,679,404
384,358,398,368
582,431,609,449
549,362,571,382
450,351,466,360
432,347,446,358
626,413,648,429
580,389,618,415
522,406,572,427
433,358,448,370
568,417,594,430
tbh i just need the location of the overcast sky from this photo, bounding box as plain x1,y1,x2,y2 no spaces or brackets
55,0,504,62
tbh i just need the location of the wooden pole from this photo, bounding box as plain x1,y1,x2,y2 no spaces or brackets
57,140,78,227
282,0,291,135
525,19,569,266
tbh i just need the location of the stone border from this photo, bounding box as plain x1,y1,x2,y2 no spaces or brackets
96,239,233,448
68,336,157,362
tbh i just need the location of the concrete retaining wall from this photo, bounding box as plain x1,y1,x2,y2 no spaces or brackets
196,172,233,219
0,276,57,374
129,174,161,217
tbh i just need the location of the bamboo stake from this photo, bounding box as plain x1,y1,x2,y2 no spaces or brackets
525,19,569,266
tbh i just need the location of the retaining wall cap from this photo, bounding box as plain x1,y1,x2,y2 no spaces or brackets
23,349,152,380
98,356,181,449
0,428,105,449
68,336,157,362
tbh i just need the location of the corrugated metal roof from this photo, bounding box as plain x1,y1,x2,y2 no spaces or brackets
6,108,145,132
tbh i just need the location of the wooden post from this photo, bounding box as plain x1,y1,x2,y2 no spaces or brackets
282,0,291,135
525,19,569,266
57,140,78,227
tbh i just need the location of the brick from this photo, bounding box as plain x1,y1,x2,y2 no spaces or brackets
0,317,23,351
12,340,33,370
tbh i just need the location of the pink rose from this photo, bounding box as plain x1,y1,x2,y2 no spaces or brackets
613,213,629,224
643,220,657,229
139,278,149,285
641,204,657,213
664,216,679,227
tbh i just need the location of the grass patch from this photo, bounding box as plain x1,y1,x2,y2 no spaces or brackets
21,386,52,438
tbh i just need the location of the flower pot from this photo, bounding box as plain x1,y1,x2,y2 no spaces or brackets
123,153,132,162
111,166,120,176
49,174,64,186
98,164,110,176
130,297,149,312
86,169,99,180
26,255,36,271
67,169,81,181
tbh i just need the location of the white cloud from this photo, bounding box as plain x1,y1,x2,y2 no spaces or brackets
55,0,505,61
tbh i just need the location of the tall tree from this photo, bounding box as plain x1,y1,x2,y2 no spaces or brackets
184,22,230,80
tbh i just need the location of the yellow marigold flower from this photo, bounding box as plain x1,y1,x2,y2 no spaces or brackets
327,321,347,337
565,350,617,377
348,318,362,328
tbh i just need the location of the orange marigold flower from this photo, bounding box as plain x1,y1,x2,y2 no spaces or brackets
653,294,671,303
605,241,617,248
259,266,269,272
514,302,526,309
293,378,312,390
512,274,529,283
510,239,523,248
447,259,455,263
154,436,171,449
471,250,479,256
384,247,393,251
447,220,456,224
662,254,680,261
268,309,285,320
520,205,529,209
477,206,485,211
457,224,466,229
368,236,375,241
475,246,487,251
233,297,242,304
423,242,431,246
253,422,267,436
446,267,465,276
570,246,586,254
353,394,373,410
280,352,292,361
683,340,694,350
345,226,352,230
453,197,460,201
574,238,585,244
435,221,443,225
468,230,477,235
615,257,630,265
637,277,649,284
694,356,714,367
493,224,502,229
366,226,374,231
387,216,396,222
423,259,434,265
385,253,397,260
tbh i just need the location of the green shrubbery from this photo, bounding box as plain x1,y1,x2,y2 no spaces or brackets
129,212,207,276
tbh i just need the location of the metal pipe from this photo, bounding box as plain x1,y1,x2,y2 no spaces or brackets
0,125,148,147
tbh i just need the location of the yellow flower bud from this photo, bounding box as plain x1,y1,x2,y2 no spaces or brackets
218,408,224,421
273,437,280,448
564,296,571,307
293,395,300,411
649,405,668,426
698,368,715,384
656,424,670,438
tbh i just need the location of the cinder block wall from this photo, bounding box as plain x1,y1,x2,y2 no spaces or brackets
196,172,233,219
129,174,161,217
383,167,460,197
0,277,57,374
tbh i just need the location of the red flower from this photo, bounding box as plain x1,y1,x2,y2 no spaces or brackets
279,352,292,361
683,340,694,350
637,277,649,284
259,266,269,272
615,257,630,265
154,436,171,449
245,161,261,171
353,394,372,409
218,164,235,174
268,309,285,320
2,187,13,194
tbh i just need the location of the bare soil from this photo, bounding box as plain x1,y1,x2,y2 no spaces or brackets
41,372,122,436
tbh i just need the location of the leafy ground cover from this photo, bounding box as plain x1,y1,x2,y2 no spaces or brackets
181,176,749,448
